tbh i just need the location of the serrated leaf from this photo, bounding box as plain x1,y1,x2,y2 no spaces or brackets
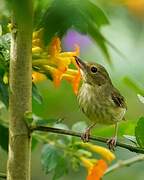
72,121,87,133
123,135,137,145
41,144,62,174
0,123,8,152
135,117,144,148
32,82,43,104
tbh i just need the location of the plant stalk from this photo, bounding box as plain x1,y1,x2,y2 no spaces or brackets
7,1,33,180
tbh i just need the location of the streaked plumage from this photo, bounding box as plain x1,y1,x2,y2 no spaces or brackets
75,56,127,149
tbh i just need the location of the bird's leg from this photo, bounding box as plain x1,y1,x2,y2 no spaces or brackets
107,123,118,150
81,123,96,142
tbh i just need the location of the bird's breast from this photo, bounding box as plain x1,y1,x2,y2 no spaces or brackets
77,83,125,124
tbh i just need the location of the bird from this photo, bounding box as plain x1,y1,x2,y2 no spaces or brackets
74,56,127,150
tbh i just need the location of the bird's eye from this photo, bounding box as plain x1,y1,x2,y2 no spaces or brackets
90,66,97,73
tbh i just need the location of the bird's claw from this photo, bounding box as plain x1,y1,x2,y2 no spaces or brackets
107,137,117,150
81,130,90,142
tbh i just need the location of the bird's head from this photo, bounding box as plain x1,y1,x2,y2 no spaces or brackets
75,56,112,86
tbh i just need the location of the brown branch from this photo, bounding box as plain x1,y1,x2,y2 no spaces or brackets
30,126,144,154
105,154,144,175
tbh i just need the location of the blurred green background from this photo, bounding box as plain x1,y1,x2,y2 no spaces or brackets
1,0,144,180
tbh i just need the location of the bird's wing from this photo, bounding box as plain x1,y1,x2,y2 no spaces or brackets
111,89,127,109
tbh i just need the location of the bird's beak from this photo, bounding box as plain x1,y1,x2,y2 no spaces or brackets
74,56,87,71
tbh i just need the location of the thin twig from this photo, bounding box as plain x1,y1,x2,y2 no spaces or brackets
30,126,144,154
0,172,6,179
105,154,144,175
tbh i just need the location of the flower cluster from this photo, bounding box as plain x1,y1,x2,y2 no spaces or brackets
79,142,115,180
32,29,81,94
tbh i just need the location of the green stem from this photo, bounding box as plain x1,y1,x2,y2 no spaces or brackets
7,1,33,180
105,154,144,175
31,126,144,154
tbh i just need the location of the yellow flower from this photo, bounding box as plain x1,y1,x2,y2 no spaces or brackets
80,156,94,171
32,29,43,53
32,72,46,83
81,142,116,162
3,72,9,84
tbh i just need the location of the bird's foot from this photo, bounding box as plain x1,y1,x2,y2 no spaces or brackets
107,137,117,150
81,129,90,143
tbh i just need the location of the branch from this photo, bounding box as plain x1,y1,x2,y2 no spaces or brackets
105,154,144,175
0,172,6,179
31,126,144,154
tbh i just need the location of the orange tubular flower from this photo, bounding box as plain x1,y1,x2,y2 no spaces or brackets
48,37,80,87
87,160,108,180
79,143,115,180
80,156,108,180
32,31,81,94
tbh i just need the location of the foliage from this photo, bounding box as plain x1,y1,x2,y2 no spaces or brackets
0,33,10,107
0,123,8,152
34,120,115,180
0,0,144,180
135,117,144,148
35,0,111,62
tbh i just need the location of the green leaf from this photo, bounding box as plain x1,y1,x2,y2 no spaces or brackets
135,117,144,148
87,22,111,63
0,25,2,36
37,0,111,62
53,123,69,130
0,34,10,107
123,77,144,95
83,1,109,28
0,123,8,152
0,33,10,70
0,81,9,107
41,144,63,174
33,0,54,28
123,135,137,145
93,121,136,137
32,83,43,104
72,121,87,133
31,136,38,150
33,114,62,126
53,157,68,180
137,94,144,104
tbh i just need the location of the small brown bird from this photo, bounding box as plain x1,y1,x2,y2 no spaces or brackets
75,56,127,149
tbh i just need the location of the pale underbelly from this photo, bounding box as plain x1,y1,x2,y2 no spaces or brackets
78,96,125,125
77,84,126,125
